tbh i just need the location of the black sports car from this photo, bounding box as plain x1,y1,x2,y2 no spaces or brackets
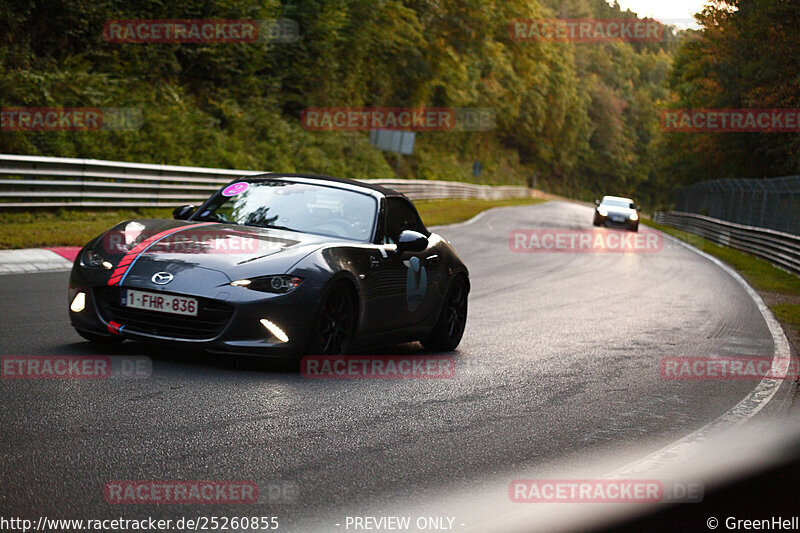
68,174,470,356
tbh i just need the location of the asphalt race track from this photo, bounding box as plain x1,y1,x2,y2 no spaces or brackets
0,201,790,530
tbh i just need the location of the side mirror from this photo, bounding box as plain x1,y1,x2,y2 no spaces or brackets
396,230,428,253
594,199,600,206
173,205,196,220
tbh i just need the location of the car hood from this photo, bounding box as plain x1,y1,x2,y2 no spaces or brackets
599,205,636,217
95,219,339,288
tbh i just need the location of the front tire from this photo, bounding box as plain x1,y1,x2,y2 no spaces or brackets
307,283,355,355
423,276,468,351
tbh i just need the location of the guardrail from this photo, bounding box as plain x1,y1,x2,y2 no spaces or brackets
0,154,530,208
653,211,800,275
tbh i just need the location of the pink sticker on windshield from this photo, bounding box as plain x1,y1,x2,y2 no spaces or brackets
222,182,249,196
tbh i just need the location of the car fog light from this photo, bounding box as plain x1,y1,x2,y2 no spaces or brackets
260,319,289,343
70,292,86,313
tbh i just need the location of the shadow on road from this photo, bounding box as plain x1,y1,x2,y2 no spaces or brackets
63,339,464,376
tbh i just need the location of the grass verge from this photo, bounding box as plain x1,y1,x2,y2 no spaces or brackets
0,198,548,249
416,197,547,227
0,209,173,249
645,220,800,347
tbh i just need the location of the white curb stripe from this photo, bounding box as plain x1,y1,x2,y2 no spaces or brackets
0,248,73,275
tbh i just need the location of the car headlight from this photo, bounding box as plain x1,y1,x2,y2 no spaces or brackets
81,249,113,269
598,208,608,217
630,212,639,221
70,291,86,312
231,275,304,294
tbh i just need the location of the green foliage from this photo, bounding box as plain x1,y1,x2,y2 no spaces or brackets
0,0,680,196
656,0,800,187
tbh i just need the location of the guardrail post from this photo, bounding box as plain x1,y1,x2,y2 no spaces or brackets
79,158,87,207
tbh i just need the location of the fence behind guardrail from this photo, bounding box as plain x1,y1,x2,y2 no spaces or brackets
674,176,800,236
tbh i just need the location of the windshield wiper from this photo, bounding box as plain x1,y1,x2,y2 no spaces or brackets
243,222,299,233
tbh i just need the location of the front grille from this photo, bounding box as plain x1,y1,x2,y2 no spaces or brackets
607,218,632,226
93,287,235,340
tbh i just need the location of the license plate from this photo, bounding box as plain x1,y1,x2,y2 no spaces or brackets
611,216,625,222
121,289,198,316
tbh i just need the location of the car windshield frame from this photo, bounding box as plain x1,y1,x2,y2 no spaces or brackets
601,198,635,209
191,178,380,243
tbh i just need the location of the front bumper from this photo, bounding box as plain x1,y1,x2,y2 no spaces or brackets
69,274,326,356
594,213,638,230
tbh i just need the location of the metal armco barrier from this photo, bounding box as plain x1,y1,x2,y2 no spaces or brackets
653,210,800,276
0,154,530,208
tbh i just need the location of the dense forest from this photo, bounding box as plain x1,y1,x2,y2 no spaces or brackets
659,0,800,188
0,0,796,206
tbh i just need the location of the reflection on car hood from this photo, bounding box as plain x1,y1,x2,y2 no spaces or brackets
95,219,342,282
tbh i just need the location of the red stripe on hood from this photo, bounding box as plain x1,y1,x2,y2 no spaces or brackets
107,223,215,286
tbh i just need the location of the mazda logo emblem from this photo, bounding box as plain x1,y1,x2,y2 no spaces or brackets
151,272,174,285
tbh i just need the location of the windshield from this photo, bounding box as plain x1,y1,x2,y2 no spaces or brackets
602,198,635,209
195,180,377,242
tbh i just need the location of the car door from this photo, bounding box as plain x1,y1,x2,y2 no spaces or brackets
375,197,441,331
